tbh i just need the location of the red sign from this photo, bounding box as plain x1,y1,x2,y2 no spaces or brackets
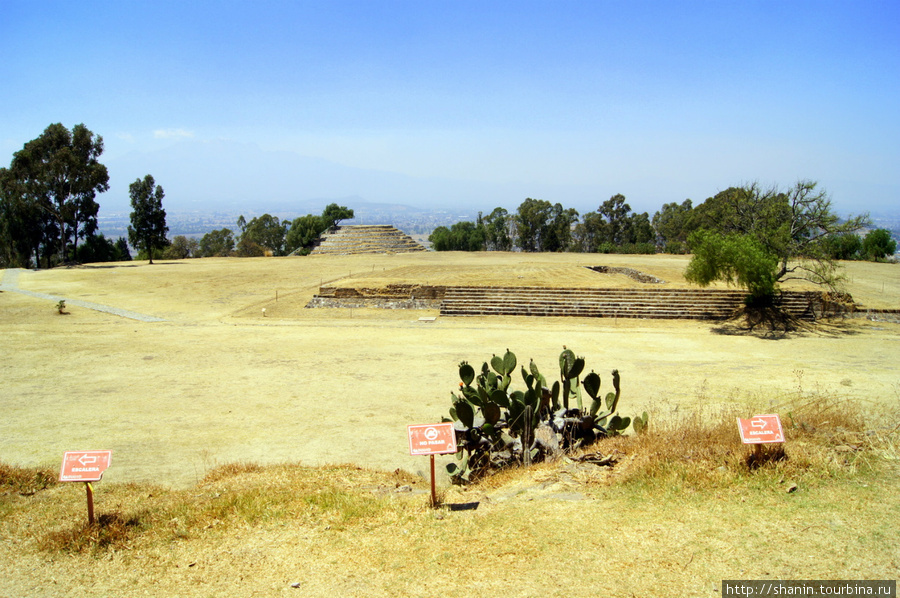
737,415,785,444
408,423,457,455
59,450,112,482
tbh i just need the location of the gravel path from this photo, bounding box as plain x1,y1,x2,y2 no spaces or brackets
1,268,166,322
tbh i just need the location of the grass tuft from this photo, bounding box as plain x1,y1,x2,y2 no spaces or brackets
39,512,145,554
578,392,896,492
0,462,57,496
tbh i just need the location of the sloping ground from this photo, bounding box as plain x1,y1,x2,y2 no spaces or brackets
310,225,426,255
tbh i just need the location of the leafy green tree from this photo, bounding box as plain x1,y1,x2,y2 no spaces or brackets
597,194,632,246
285,215,324,255
74,233,130,263
320,203,354,230
544,204,579,252
652,199,695,253
0,166,43,267
240,214,287,256
481,207,513,251
4,123,109,265
428,221,485,251
236,236,265,257
114,237,132,261
822,232,862,260
686,181,867,297
863,228,897,260
625,211,654,245
163,235,199,259
127,174,168,264
515,198,554,252
573,211,603,252
283,204,354,255
75,233,117,263
685,230,778,300
199,228,235,257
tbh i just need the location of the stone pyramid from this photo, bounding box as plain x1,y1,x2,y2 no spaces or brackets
308,225,426,255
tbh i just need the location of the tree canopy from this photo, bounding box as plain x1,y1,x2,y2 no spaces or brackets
685,181,868,297
127,175,169,264
863,228,897,260
1,123,109,266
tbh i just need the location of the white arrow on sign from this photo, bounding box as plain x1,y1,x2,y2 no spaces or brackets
751,419,768,429
78,455,99,466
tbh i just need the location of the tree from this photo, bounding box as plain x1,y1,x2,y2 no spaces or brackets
284,204,356,255
652,199,695,253
428,221,485,251
573,211,603,253
544,204,579,252
114,237,132,261
624,211,654,246
241,214,287,256
514,198,554,252
199,228,235,257
685,230,778,300
4,123,109,265
0,166,43,267
863,229,897,260
597,194,632,246
163,235,199,259
285,215,324,255
75,233,117,263
686,181,868,297
127,175,168,264
320,203,354,230
822,233,862,261
481,207,513,251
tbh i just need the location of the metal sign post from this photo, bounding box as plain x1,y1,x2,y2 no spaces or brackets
737,414,785,461
407,423,458,507
59,451,112,526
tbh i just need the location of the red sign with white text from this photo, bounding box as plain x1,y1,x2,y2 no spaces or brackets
737,415,785,444
407,423,457,455
59,450,112,482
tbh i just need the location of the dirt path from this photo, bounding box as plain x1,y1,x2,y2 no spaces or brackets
1,268,165,322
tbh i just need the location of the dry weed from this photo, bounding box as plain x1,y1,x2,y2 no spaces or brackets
576,391,894,492
0,462,57,496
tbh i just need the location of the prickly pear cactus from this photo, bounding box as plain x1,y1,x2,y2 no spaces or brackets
443,347,647,484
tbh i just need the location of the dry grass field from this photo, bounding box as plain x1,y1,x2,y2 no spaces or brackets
1,252,898,597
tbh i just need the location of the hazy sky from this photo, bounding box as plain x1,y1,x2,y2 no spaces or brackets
2,1,898,216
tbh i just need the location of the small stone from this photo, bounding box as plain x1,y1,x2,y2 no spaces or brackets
291,582,302,588
786,483,799,493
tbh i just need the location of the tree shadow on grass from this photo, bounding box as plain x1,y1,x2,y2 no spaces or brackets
711,309,865,340
710,307,809,340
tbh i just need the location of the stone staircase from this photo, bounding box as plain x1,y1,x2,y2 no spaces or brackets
309,225,426,255
439,287,819,320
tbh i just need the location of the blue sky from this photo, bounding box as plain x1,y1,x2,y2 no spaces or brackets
2,1,898,217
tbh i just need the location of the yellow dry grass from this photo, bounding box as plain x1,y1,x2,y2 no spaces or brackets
1,395,897,598
0,252,898,596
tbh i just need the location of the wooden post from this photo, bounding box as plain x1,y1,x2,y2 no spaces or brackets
85,482,95,526
524,405,534,467
430,454,437,507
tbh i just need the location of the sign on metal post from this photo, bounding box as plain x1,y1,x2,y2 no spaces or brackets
737,414,785,444
60,451,112,526
60,450,112,482
407,423,458,455
408,423,457,507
